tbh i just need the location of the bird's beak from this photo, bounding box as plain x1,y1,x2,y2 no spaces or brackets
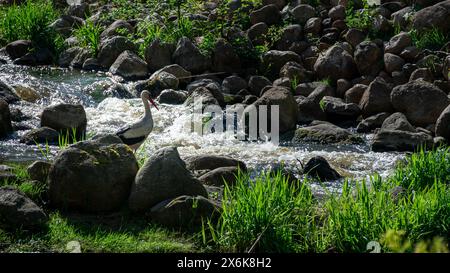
149,98,159,110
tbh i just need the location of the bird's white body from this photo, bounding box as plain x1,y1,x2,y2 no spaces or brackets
116,91,156,151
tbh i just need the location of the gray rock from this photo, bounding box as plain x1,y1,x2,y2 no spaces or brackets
58,47,82,67
157,89,187,104
109,50,149,80
27,161,51,183
5,40,32,60
359,77,394,117
172,38,210,73
128,147,208,212
321,96,361,118
20,127,59,145
291,4,316,24
40,103,87,139
198,166,241,187
48,136,138,212
261,50,301,79
212,38,241,73
356,112,390,133
149,195,220,230
0,186,48,230
144,39,175,72
101,20,134,39
303,156,341,181
250,4,281,25
385,32,412,55
184,155,247,172
435,104,450,141
371,130,433,152
314,45,357,82
381,112,415,132
384,53,405,73
297,85,334,124
248,76,272,97
222,76,247,94
354,41,383,76
412,0,450,34
97,36,135,68
0,80,20,103
391,80,450,126
292,121,362,144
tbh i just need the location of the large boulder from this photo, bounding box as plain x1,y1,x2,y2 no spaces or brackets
244,87,298,134
354,41,383,76
100,20,134,39
250,4,281,25
435,105,450,141
385,32,412,55
144,39,175,72
412,0,450,33
0,186,48,230
128,147,208,212
172,38,210,74
291,4,316,24
157,89,187,104
222,76,247,94
97,36,135,68
391,80,450,127
356,112,391,133
371,130,433,152
109,50,149,80
303,156,341,181
40,103,87,139
314,45,357,82
27,161,51,183
0,99,13,138
359,77,394,118
321,96,361,120
137,71,179,98
149,195,220,230
292,121,362,144
184,155,247,172
48,135,138,212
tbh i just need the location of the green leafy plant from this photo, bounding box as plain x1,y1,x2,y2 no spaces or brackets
410,27,449,50
74,20,103,57
345,0,372,32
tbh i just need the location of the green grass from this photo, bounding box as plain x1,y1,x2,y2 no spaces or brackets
410,27,449,50
204,171,326,253
0,0,63,54
1,213,198,253
0,164,47,203
74,20,102,57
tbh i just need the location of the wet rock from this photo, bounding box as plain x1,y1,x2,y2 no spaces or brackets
13,85,41,102
314,45,357,82
41,103,87,139
128,147,207,212
212,38,241,73
297,85,334,124
372,130,433,152
5,40,32,60
58,47,82,68
385,32,412,55
291,4,316,24
222,76,247,94
354,41,383,77
198,166,240,187
381,112,415,132
20,127,59,145
245,87,299,134
0,99,13,138
359,77,394,118
412,0,450,34
82,58,102,71
248,76,272,97
144,39,175,72
329,5,346,20
391,80,450,127
435,105,450,141
157,89,187,104
356,112,390,133
303,156,341,181
70,48,91,69
101,20,134,39
97,36,135,68
250,4,281,25
149,195,220,230
0,186,48,230
172,38,210,74
184,86,222,108
384,53,405,73
184,155,247,172
261,50,301,79
292,120,362,144
48,135,138,212
27,161,51,183
109,50,149,80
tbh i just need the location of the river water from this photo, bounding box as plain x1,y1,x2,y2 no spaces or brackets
0,63,404,191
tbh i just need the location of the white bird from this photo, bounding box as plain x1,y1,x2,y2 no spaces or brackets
116,90,159,151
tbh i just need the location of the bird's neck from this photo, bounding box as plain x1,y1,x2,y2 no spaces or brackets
143,96,152,121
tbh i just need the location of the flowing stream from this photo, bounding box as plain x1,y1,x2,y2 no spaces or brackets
0,62,405,192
